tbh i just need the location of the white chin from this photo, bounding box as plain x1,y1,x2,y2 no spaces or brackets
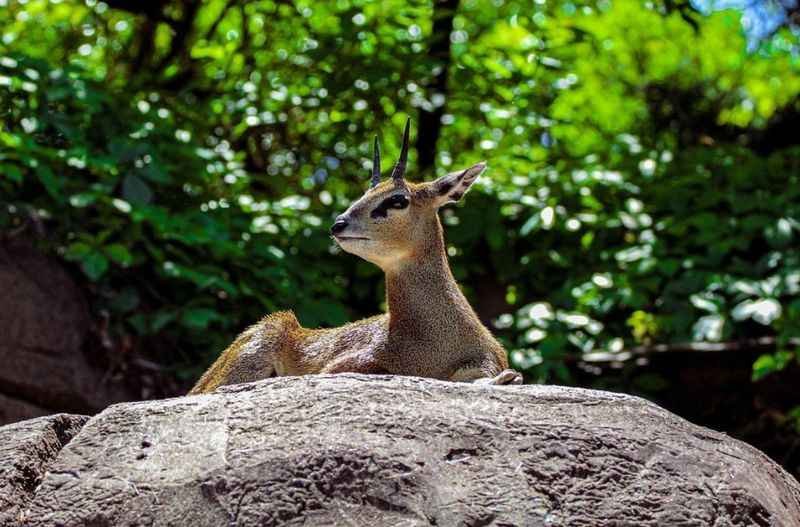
336,238,368,252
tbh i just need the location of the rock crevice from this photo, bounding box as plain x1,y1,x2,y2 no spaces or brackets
0,413,89,526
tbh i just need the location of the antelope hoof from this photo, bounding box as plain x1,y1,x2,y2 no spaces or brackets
492,369,523,385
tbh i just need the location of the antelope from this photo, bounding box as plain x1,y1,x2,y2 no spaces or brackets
189,119,522,394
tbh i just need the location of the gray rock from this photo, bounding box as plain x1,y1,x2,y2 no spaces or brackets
20,375,800,526
0,242,137,425
0,394,51,425
0,413,88,526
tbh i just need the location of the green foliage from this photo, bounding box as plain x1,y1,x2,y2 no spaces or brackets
789,406,800,434
0,0,798,387
0,53,358,376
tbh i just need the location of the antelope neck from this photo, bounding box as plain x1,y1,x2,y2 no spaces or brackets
384,219,478,334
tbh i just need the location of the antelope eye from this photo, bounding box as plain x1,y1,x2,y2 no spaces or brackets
384,195,409,209
371,194,410,219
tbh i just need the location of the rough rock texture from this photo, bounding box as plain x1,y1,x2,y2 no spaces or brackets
0,413,88,526
0,242,136,425
18,375,800,526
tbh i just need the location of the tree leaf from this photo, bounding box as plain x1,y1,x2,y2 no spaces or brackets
36,165,61,199
104,243,133,266
180,308,220,329
123,173,153,205
82,252,109,281
1,163,23,183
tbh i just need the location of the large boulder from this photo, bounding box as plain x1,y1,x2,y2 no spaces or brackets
0,242,137,425
0,413,88,526
14,375,800,526
0,394,51,425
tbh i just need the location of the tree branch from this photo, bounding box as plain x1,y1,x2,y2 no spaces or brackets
415,0,459,175
582,337,800,363
103,0,170,19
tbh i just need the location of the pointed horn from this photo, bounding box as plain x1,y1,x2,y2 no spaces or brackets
370,135,381,188
390,117,411,182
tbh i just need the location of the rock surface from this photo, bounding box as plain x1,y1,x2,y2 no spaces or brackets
12,374,800,526
0,242,137,425
0,393,51,425
0,413,88,526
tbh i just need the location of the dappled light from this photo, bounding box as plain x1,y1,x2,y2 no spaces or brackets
0,0,798,480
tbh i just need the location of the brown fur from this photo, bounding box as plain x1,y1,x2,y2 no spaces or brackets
189,158,522,394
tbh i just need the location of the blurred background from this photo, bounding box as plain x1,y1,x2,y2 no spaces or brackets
1,0,798,478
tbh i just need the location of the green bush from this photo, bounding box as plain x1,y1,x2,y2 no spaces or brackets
0,0,798,389
0,55,358,378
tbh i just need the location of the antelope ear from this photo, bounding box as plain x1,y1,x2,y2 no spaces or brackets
430,162,486,207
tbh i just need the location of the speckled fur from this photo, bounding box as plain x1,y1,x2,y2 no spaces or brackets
189,161,521,394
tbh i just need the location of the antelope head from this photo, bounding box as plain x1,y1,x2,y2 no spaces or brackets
331,119,487,271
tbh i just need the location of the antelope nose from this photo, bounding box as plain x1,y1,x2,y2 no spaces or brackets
330,219,349,236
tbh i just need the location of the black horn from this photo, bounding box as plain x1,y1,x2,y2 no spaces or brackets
370,135,381,188
390,117,411,182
